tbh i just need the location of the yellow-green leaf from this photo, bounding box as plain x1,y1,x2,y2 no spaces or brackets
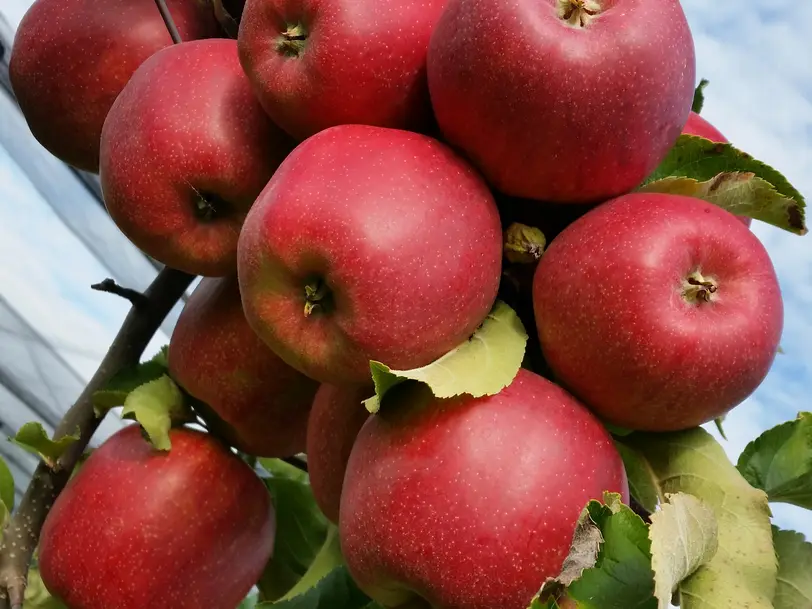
121,375,186,451
638,173,805,234
642,135,806,232
0,456,15,512
626,428,777,609
364,301,527,413
649,493,718,609
10,422,79,469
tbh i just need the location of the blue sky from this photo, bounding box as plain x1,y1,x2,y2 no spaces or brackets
0,0,810,540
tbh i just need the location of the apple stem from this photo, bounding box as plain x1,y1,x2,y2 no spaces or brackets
556,0,602,28
304,279,331,317
277,24,308,58
682,271,719,305
153,0,183,44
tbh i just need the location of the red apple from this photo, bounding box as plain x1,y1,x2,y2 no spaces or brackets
427,0,696,204
237,0,447,140
168,275,319,457
339,369,629,609
682,111,727,143
681,112,752,227
39,425,275,609
533,192,783,431
306,383,372,523
9,0,220,173
100,38,294,277
237,124,503,384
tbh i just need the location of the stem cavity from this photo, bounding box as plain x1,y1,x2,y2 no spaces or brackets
303,279,332,317
276,23,308,58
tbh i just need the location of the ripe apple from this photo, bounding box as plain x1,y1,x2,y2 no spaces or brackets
680,112,752,227
533,192,783,431
427,0,696,204
100,38,294,277
682,111,727,143
39,425,275,609
339,369,629,609
8,0,220,173
306,383,372,523
237,124,503,384
237,0,447,140
168,275,319,457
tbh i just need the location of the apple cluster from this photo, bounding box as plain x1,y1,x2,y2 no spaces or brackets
9,0,786,607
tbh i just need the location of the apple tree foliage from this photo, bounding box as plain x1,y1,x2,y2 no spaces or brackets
1,62,811,609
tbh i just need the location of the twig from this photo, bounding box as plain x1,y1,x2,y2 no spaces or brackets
0,268,194,609
91,278,148,308
154,0,182,44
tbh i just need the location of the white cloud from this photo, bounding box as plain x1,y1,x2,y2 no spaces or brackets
684,0,812,541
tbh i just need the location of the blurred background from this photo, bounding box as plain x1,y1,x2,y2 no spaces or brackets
0,0,810,535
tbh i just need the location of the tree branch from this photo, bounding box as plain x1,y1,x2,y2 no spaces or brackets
91,278,148,308
0,268,194,609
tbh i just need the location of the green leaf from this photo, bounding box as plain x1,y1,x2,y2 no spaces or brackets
736,412,812,509
120,375,186,451
714,416,727,440
23,565,69,609
626,428,777,609
91,352,170,413
0,456,15,512
614,442,661,514
641,135,806,234
258,459,330,602
649,493,718,609
260,457,310,485
9,423,79,469
238,595,259,609
278,526,344,601
364,300,527,413
638,172,806,234
257,565,371,609
149,344,170,367
537,492,655,609
692,78,709,114
772,526,812,609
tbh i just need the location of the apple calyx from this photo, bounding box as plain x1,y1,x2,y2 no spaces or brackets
304,279,332,317
193,190,229,222
556,0,602,28
682,271,719,305
504,222,547,264
276,23,308,58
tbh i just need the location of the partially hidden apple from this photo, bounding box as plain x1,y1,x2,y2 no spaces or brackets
427,0,696,204
680,112,752,227
39,425,275,609
306,383,372,523
339,369,629,609
237,124,503,384
533,192,783,431
238,0,448,140
9,0,220,173
100,38,294,277
168,275,319,458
